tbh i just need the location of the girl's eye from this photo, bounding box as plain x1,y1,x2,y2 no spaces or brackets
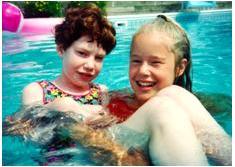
76,51,86,57
151,61,161,64
95,56,104,61
150,61,162,66
131,59,142,64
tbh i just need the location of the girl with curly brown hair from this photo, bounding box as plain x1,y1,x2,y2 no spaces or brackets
7,4,118,165
22,4,116,115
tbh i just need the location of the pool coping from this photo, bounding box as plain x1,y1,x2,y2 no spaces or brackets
107,9,232,19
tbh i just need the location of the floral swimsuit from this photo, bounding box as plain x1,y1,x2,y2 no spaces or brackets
38,80,103,105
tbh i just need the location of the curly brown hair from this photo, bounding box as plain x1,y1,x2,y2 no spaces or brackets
55,4,116,54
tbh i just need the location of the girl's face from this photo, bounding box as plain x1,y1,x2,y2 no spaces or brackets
58,36,106,89
129,32,185,104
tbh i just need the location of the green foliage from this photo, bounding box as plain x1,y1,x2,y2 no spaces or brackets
217,1,232,9
8,1,108,18
11,1,63,18
63,1,107,15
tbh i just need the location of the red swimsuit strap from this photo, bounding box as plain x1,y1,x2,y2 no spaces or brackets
108,98,135,123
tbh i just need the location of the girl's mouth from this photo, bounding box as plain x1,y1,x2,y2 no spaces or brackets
78,72,94,80
136,81,156,88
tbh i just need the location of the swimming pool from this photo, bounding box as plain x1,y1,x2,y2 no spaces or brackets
2,10,232,165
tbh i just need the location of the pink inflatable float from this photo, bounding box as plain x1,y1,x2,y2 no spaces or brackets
2,2,63,34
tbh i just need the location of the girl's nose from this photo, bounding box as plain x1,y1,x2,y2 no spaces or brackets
84,59,95,71
138,62,151,76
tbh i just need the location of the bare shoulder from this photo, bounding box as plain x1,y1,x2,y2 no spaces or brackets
22,82,44,105
158,85,194,98
158,85,203,109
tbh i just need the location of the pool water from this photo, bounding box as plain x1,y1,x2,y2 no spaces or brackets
2,10,232,165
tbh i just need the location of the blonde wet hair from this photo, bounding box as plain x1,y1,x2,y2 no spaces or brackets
131,15,192,91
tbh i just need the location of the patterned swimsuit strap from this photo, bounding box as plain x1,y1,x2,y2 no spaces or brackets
38,81,102,105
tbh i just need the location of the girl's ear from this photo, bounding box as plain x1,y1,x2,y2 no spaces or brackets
56,45,64,57
176,58,188,77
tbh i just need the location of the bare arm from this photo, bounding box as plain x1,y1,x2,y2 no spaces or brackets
22,82,43,106
45,97,103,115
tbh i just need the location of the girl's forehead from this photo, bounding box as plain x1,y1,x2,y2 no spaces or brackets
131,33,176,60
137,31,173,42
133,32,174,51
70,37,106,54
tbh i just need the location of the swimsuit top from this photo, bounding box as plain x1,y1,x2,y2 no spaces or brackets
38,80,102,105
107,93,136,123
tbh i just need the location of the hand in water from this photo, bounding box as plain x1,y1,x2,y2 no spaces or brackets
85,110,118,129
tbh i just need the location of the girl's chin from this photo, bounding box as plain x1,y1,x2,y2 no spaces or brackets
72,75,94,83
72,80,90,88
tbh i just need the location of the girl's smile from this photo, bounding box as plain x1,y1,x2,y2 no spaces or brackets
135,80,157,91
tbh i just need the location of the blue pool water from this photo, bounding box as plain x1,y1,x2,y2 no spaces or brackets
2,10,232,165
